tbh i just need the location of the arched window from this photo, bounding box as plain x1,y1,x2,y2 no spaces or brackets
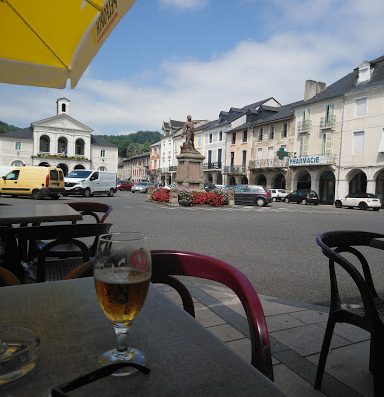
58,137,68,156
11,160,24,166
75,138,85,156
98,166,107,171
62,103,66,112
39,135,50,153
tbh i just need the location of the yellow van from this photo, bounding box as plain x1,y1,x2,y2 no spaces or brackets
0,166,65,199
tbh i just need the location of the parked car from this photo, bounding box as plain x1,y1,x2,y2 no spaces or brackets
131,181,149,193
204,181,216,192
233,185,272,206
117,180,133,191
64,170,117,197
334,193,381,210
164,183,176,190
284,189,319,205
269,189,288,201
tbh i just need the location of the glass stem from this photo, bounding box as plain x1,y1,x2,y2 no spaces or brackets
114,326,130,352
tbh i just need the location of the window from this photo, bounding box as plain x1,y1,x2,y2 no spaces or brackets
197,135,202,146
299,134,308,156
325,104,334,122
358,67,370,83
258,128,263,141
242,150,247,166
322,132,332,155
269,125,275,140
303,108,311,121
100,149,105,157
5,170,19,180
231,133,236,144
217,148,222,167
230,152,234,167
353,131,364,155
209,133,213,143
15,141,21,150
208,150,212,166
11,160,23,166
281,123,288,139
268,147,274,159
257,148,263,160
242,130,247,143
355,97,367,117
61,103,66,112
219,131,223,141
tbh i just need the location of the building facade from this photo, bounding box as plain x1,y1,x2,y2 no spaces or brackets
122,152,150,182
149,141,161,183
0,98,118,175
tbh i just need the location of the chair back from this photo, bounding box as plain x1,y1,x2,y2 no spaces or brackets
67,202,112,224
0,266,21,286
151,250,273,381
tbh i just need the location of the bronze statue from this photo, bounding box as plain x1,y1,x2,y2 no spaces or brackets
181,115,197,153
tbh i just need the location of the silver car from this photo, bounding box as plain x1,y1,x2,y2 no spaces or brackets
131,182,149,193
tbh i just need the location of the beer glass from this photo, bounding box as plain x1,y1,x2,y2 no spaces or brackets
94,232,151,376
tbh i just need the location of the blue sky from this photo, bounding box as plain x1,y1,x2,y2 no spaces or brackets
1,0,383,134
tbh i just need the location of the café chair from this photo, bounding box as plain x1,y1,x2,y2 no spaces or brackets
9,223,112,282
36,202,113,259
0,265,21,286
151,250,274,381
315,230,384,396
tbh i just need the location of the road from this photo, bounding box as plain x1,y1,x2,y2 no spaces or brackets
3,192,384,305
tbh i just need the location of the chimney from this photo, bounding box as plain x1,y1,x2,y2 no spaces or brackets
304,80,326,101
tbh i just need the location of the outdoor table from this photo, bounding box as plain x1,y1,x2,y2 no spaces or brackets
370,238,384,250
0,203,82,225
0,278,286,397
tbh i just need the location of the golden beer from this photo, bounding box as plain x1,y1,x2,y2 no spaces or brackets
94,267,150,326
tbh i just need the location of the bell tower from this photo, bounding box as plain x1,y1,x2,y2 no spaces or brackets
57,98,70,115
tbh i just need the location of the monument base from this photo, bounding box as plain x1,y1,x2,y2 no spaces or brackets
175,151,205,190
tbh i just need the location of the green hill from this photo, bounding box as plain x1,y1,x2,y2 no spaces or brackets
0,120,22,134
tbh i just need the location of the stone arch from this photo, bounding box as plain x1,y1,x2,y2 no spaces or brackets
241,176,248,184
57,163,68,176
98,166,107,171
10,160,24,166
58,136,68,155
217,172,223,185
38,162,50,167
296,170,311,190
206,172,213,182
375,169,384,207
229,176,236,185
39,135,50,153
347,169,367,193
74,164,85,170
75,138,85,156
319,170,335,204
272,173,286,189
255,174,267,186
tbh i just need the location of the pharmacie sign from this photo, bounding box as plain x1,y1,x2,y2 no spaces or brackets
289,155,328,166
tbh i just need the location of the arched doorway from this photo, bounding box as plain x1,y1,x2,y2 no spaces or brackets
98,166,107,171
349,171,367,193
74,164,85,170
57,163,68,176
375,170,384,207
217,173,223,185
206,172,213,183
255,174,267,186
273,174,286,189
11,160,24,166
229,176,236,185
241,176,248,184
39,135,50,153
297,170,311,190
75,138,85,156
319,171,335,204
58,137,68,155
38,162,50,167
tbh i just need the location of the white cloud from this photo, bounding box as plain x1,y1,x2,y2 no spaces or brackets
1,0,383,134
159,0,207,10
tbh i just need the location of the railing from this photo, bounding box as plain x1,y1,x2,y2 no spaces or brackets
288,154,336,167
223,165,247,174
297,120,312,133
160,166,178,173
249,158,288,169
203,162,222,170
320,115,336,129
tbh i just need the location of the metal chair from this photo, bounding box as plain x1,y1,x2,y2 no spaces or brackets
151,250,273,381
315,230,384,396
0,266,21,286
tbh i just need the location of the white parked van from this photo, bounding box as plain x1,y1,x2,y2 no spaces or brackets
64,170,117,197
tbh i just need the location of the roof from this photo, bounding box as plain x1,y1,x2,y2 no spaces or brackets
150,140,161,147
296,54,384,106
90,135,117,147
0,127,33,139
124,152,150,161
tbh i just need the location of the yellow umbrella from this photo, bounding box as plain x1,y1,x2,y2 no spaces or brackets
0,0,136,89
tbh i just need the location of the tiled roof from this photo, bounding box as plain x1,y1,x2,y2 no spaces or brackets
0,127,33,139
124,152,150,161
90,135,117,147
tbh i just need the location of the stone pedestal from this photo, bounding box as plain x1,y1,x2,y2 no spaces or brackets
175,151,205,190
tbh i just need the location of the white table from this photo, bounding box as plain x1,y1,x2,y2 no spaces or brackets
0,278,286,397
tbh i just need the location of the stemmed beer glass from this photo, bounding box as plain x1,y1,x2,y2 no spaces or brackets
94,232,151,376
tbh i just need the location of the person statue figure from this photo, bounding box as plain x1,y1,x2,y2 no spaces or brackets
181,114,196,153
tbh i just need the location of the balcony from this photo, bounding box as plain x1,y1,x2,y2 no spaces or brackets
160,166,178,173
288,154,336,167
297,120,312,134
203,162,222,170
249,158,288,169
320,115,336,130
223,165,247,175
34,153,89,161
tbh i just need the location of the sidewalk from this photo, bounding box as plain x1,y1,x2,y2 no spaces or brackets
156,281,373,397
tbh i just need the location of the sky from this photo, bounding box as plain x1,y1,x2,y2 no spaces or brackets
1,0,383,135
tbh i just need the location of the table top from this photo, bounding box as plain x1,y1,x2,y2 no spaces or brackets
0,204,82,225
370,238,384,250
0,278,285,397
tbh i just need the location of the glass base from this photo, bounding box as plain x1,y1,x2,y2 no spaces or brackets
97,347,147,376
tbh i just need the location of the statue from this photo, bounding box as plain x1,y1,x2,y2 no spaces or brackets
181,115,197,153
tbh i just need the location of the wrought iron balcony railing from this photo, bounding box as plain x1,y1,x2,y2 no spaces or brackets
249,158,288,169
297,120,312,133
223,165,247,174
203,162,222,170
320,115,336,129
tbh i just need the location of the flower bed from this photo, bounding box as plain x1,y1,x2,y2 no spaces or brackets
151,188,170,203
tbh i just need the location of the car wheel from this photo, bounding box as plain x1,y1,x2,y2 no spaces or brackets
284,197,290,203
359,202,368,210
301,199,307,205
108,188,114,197
50,194,60,200
335,200,342,208
256,198,265,207
83,188,91,198
32,189,42,200
131,190,135,193
373,208,380,211
272,197,276,202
